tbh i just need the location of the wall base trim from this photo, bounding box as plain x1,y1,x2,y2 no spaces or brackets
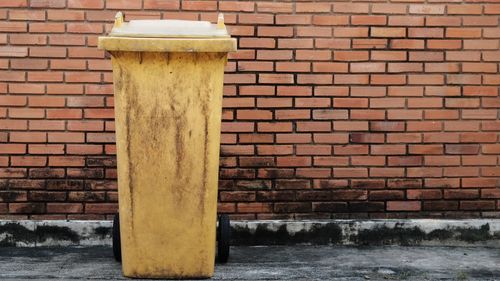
0,219,498,247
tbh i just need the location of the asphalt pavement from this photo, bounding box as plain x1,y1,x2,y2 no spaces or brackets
0,246,498,280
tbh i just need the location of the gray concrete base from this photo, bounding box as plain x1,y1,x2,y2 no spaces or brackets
0,219,499,247
0,246,499,280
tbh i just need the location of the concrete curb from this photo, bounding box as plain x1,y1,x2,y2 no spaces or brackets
0,219,499,247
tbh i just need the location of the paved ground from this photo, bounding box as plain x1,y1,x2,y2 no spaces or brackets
0,246,498,280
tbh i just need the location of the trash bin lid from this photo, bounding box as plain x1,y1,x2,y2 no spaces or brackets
98,12,237,53
110,19,229,38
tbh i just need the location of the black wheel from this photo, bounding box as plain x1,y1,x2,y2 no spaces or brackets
216,214,230,263
113,213,122,262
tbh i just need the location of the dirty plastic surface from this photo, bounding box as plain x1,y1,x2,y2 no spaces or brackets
110,19,229,38
98,14,236,52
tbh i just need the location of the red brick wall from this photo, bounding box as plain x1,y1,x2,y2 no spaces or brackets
0,0,499,220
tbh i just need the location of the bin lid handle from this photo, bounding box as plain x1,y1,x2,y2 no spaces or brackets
114,12,124,28
217,13,225,30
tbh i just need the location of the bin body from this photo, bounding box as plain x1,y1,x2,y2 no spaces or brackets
99,16,236,279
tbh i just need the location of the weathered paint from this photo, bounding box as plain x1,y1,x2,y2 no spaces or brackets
110,51,228,279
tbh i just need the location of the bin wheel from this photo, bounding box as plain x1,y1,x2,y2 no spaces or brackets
216,214,230,263
113,213,122,262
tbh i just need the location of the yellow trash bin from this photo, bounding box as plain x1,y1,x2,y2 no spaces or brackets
98,13,236,279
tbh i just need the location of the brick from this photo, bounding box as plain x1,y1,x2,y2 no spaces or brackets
276,110,310,120
66,144,102,155
334,3,368,13
464,17,497,27
30,0,65,8
297,168,331,178
0,191,27,202
68,0,104,9
391,40,424,49
312,109,347,120
276,134,311,145
334,27,368,38
144,0,179,9
274,202,311,213
276,15,311,25
216,1,253,12
446,51,480,62
296,50,332,61
313,15,349,26
10,35,46,46
9,108,44,119
316,39,350,49
296,26,332,37
389,16,424,26
278,39,313,49
387,201,421,211
297,121,332,132
408,28,443,38
369,190,404,200
258,27,293,38
236,110,272,121
30,47,66,58
0,22,27,32
464,40,499,50
313,134,349,144
371,51,406,61
0,120,27,130
409,5,444,15
277,62,311,73
462,63,497,73
460,201,495,211
445,144,480,155
314,156,348,166
256,50,291,61
372,3,406,14
48,132,84,143
0,144,26,154
259,2,293,13
84,109,114,119
29,23,65,33
67,23,103,34
297,145,332,156
296,3,331,13
352,15,386,26
10,132,46,143
370,98,405,108
349,202,384,212
371,28,405,38
0,0,27,7
238,14,273,25
9,203,44,214
85,203,118,214
346,88,380,98
446,28,481,39
313,202,347,212
481,189,500,199
239,38,275,49
407,190,442,200
484,4,500,14
387,63,424,73
47,203,83,214
334,168,368,178
10,10,45,21
335,74,369,85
